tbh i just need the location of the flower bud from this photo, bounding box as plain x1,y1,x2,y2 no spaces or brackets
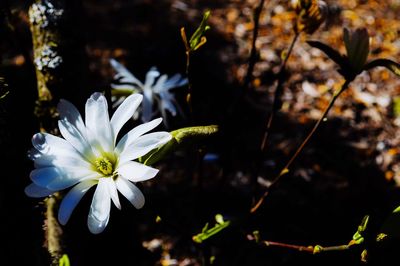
292,0,327,34
343,28,370,73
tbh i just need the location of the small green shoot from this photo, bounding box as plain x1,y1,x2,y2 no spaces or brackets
192,214,230,244
181,10,211,53
59,254,70,266
352,215,369,245
139,125,219,166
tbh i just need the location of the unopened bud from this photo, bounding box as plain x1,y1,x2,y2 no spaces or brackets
292,0,328,34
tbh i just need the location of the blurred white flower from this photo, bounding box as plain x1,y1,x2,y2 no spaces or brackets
110,59,188,126
25,92,171,234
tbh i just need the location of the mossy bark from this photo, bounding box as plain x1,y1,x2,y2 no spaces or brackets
29,0,88,264
29,0,88,130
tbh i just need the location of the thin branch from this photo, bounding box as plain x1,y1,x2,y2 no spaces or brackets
261,240,356,254
243,0,266,90
260,32,300,152
252,79,351,213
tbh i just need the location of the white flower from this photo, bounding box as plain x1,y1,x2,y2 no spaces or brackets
25,92,171,234
110,59,188,126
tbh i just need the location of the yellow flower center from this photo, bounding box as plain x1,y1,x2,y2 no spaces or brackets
95,157,114,176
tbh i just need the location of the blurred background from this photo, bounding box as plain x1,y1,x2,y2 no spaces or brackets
2,0,400,265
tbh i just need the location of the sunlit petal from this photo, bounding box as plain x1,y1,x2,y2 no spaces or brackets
58,119,96,161
118,132,171,164
115,177,145,209
105,178,121,210
85,92,113,153
58,179,97,225
110,93,142,141
117,161,158,182
87,178,111,234
115,118,162,154
58,99,87,139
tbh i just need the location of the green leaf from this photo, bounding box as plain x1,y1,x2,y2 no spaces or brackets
192,214,230,244
139,125,219,166
189,10,211,51
202,223,210,233
215,214,224,225
393,206,400,213
307,40,348,69
352,215,369,244
363,58,400,77
59,254,70,266
111,88,139,97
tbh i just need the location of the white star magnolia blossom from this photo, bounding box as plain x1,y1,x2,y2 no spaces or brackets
25,92,171,234
110,59,188,125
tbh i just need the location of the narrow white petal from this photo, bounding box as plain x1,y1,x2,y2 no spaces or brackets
110,93,142,141
151,75,167,93
159,91,178,116
110,59,143,86
24,183,55,198
30,166,100,191
34,152,91,168
57,99,87,139
117,161,158,182
118,132,172,164
105,178,121,209
115,177,145,209
115,118,162,154
85,92,113,153
30,167,62,188
58,179,97,225
144,68,160,87
32,133,81,159
88,178,111,234
163,74,188,91
58,119,96,161
47,170,100,191
142,88,154,122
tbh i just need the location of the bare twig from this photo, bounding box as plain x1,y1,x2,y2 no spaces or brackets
260,32,300,152
252,79,350,213
261,240,356,254
243,0,267,90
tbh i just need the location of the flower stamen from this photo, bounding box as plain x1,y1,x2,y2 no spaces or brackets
95,157,114,176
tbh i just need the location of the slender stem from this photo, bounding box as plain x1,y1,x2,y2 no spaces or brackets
263,241,314,253
278,79,349,175
186,51,192,111
279,32,299,73
243,0,266,90
251,79,351,213
261,240,354,254
260,32,300,152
